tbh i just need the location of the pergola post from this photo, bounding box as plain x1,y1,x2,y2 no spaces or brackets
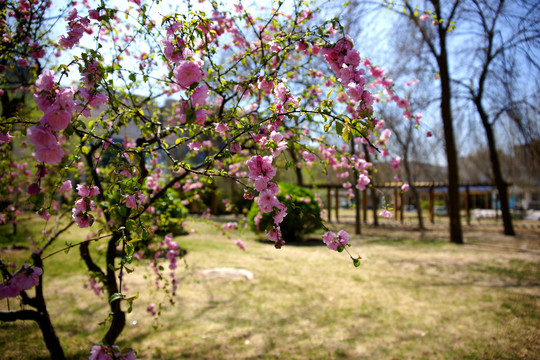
393,188,398,221
465,185,470,225
400,189,404,224
429,186,434,224
335,186,339,223
363,190,368,223
327,187,332,222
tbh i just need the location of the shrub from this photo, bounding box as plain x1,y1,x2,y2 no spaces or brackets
151,188,188,235
248,182,323,242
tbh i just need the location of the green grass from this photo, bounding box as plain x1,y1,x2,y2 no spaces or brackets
1,216,539,359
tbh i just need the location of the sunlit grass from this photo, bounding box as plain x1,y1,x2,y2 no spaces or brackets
1,217,539,359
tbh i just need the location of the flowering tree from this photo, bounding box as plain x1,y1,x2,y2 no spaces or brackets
0,0,415,358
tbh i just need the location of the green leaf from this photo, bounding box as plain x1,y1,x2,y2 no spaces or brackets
335,122,344,135
342,128,351,143
125,242,134,257
323,123,331,132
109,293,124,304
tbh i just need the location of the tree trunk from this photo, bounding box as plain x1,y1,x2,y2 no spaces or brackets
287,148,304,187
103,233,126,345
363,145,378,226
474,99,515,235
32,254,66,360
437,15,463,244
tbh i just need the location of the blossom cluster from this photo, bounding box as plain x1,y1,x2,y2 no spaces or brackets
322,230,349,251
58,9,92,49
0,265,42,299
150,234,180,297
89,344,136,360
72,184,100,228
246,155,287,248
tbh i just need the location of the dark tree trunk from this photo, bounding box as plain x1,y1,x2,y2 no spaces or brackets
287,148,304,186
362,145,378,226
30,254,66,360
103,232,126,345
403,154,424,230
436,2,463,244
351,139,361,234
474,99,515,235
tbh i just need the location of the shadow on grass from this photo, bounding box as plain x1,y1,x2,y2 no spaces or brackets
363,237,449,246
256,237,326,247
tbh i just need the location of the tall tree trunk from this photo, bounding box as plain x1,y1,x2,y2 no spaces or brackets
103,232,126,345
351,139,361,234
474,99,515,235
362,145,379,226
403,154,424,230
31,254,66,360
436,10,463,244
287,148,304,186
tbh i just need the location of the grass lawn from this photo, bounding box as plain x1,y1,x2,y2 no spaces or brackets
1,215,539,359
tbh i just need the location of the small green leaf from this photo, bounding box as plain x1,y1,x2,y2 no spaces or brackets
109,293,124,304
335,122,344,135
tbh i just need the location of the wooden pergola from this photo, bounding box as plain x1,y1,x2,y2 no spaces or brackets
306,182,499,227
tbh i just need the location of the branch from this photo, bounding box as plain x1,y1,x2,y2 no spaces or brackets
0,309,39,322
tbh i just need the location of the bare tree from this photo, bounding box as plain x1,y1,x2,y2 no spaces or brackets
453,0,540,235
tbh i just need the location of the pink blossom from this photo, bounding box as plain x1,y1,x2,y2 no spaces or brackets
235,239,246,251
89,345,121,360
246,155,276,182
89,185,100,197
230,142,241,153
401,183,409,192
40,108,72,131
369,66,385,78
302,151,317,163
356,174,371,190
17,58,29,67
89,10,101,21
344,49,360,66
147,303,157,316
258,189,279,213
0,283,20,299
27,125,57,147
214,123,228,137
27,183,41,196
73,212,93,228
243,190,254,200
77,184,90,197
258,77,274,93
0,131,13,144
274,207,287,226
34,144,65,164
380,209,393,218
192,84,208,106
322,230,349,251
187,141,201,151
11,265,43,291
267,226,282,242
419,14,429,21
125,195,138,209
390,156,401,171
174,60,204,88
35,69,56,91
221,222,238,230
